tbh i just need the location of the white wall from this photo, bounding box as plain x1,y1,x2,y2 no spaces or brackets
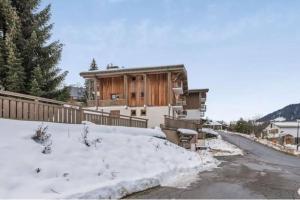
90,106,171,128
185,109,202,120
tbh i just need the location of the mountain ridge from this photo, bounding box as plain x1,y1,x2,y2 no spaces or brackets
257,103,300,122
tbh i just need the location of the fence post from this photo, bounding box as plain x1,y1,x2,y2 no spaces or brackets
129,117,132,127
34,98,39,121
77,106,83,124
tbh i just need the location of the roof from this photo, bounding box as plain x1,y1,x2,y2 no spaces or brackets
189,89,209,93
80,64,186,77
204,121,222,126
273,121,300,128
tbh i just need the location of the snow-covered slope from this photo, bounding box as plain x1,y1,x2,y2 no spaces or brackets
0,119,218,198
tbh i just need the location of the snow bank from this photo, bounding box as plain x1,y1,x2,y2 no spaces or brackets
0,119,218,198
178,128,198,135
205,138,243,156
202,128,220,138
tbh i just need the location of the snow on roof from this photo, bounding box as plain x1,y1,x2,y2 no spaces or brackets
201,128,219,136
273,117,286,122
204,121,222,126
273,121,300,128
177,128,198,135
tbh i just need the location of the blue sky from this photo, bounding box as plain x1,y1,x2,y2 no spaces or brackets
42,0,300,121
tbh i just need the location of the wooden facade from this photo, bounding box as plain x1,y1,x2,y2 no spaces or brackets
185,89,208,110
81,65,188,108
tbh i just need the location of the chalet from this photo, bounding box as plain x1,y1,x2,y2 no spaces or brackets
264,121,300,145
80,64,208,128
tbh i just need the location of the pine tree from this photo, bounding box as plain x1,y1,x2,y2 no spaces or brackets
0,33,5,88
0,0,25,92
29,66,43,96
10,0,69,100
4,34,25,92
89,58,98,71
83,58,98,103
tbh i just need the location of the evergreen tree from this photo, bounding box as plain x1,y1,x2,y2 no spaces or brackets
0,0,25,92
4,34,24,92
29,66,43,96
10,0,69,100
83,58,98,103
0,33,5,88
89,58,98,71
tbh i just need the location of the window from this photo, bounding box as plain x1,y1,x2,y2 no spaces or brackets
140,92,144,98
140,109,147,116
132,77,136,81
131,110,137,116
131,92,136,98
111,94,119,100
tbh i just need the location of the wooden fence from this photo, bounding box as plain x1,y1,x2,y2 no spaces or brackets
164,115,201,131
0,90,148,128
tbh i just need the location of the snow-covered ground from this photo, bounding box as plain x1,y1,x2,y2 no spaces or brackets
205,138,243,156
0,119,219,199
202,129,243,156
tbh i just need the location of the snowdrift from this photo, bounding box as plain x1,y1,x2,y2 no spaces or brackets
0,119,218,198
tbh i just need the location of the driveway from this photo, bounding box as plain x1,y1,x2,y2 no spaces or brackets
127,132,300,199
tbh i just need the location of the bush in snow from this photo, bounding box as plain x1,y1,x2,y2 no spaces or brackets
42,141,52,154
81,125,102,147
81,125,91,147
32,125,51,144
32,124,53,154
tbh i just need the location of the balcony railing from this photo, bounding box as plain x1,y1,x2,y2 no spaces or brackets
175,99,187,106
99,99,127,107
164,115,201,131
200,112,205,117
87,99,127,107
200,104,206,112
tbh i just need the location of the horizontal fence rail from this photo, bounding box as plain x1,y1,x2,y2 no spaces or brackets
0,90,148,128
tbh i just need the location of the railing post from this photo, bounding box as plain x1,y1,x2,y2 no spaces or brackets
129,117,132,127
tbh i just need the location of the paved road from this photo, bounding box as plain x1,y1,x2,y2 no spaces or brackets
127,132,300,199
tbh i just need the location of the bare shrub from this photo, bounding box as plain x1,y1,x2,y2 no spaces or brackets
42,141,52,154
81,125,90,147
32,125,51,144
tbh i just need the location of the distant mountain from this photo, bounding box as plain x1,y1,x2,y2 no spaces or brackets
257,103,300,122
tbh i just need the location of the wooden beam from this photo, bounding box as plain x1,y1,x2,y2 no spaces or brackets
143,74,147,106
124,75,128,106
167,72,172,105
94,78,98,109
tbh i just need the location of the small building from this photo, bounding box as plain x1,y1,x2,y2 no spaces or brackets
264,121,300,145
80,64,208,128
68,86,85,101
203,121,223,130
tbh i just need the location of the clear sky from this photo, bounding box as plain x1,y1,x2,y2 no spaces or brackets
42,0,300,122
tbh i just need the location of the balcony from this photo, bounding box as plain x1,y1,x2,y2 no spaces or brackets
99,99,127,107
200,104,206,112
173,87,183,95
175,99,187,106
87,99,127,107
200,112,205,117
200,97,206,103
